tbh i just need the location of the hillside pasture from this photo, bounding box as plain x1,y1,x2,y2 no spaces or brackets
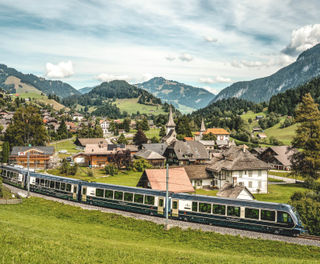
116,98,165,115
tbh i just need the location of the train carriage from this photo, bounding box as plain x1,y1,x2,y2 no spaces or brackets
171,193,304,236
1,166,27,189
80,181,167,217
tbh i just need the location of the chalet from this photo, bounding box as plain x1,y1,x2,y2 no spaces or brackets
142,143,168,156
183,165,214,189
251,147,267,156
164,140,210,165
9,146,55,169
126,145,139,155
134,149,165,167
198,140,215,159
206,146,270,194
137,167,194,193
257,133,267,139
217,183,254,200
75,138,108,148
72,113,84,121
258,146,296,171
99,120,110,137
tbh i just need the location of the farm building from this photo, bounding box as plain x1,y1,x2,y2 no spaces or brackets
9,146,55,169
217,183,254,200
75,138,108,148
206,145,270,194
183,165,214,189
137,167,194,193
134,149,165,167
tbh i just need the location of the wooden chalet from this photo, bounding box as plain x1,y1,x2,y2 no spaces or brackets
75,138,108,148
134,149,165,167
9,146,55,169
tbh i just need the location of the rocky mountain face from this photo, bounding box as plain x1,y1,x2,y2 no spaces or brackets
136,77,215,113
212,43,320,103
0,64,80,98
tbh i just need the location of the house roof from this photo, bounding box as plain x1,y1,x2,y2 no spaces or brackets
183,165,211,180
184,137,194,141
11,146,55,156
142,143,168,155
257,133,267,138
170,141,210,161
84,144,110,154
141,167,194,193
263,146,296,166
161,128,176,144
252,147,267,155
217,183,254,200
195,128,230,136
198,140,215,146
77,138,107,147
126,144,139,152
206,145,270,172
134,149,165,160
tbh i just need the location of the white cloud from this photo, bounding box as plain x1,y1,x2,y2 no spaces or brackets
96,73,129,82
179,53,193,62
142,73,154,82
45,60,74,78
165,55,176,61
282,24,320,56
203,35,218,43
200,76,232,84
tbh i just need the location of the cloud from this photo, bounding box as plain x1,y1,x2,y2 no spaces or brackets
282,24,320,56
203,35,218,43
45,60,74,78
96,73,129,82
142,73,154,82
165,55,176,61
200,76,232,84
179,53,193,62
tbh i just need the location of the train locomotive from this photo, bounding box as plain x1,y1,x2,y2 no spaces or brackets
1,165,305,236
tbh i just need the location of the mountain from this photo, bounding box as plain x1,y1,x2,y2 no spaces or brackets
0,64,80,98
212,43,320,103
78,87,93,94
136,77,215,113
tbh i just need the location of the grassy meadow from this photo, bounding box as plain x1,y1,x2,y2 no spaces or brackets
1,198,319,264
116,98,165,115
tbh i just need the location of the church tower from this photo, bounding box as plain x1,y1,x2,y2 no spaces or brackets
200,118,206,139
166,106,176,135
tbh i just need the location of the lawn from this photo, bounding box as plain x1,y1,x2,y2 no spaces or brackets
49,138,81,154
265,122,297,146
1,198,319,264
130,128,160,139
116,98,165,116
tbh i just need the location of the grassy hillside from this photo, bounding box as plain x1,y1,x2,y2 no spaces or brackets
115,98,165,115
1,198,319,264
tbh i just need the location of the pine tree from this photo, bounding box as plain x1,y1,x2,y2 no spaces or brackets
291,93,320,180
57,119,68,139
123,118,131,132
117,133,128,144
2,141,10,163
141,118,150,131
159,125,166,137
133,129,148,146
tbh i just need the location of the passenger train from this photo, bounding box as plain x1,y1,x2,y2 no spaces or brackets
1,165,305,236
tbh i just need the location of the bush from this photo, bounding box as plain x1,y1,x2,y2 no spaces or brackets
133,159,152,172
0,177,3,198
105,164,118,176
86,169,94,177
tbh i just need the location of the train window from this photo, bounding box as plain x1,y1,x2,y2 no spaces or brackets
114,191,123,200
96,188,104,197
36,178,40,185
73,186,77,194
134,194,143,204
50,181,54,188
45,180,49,187
61,183,66,191
212,204,226,215
192,202,198,212
159,198,164,207
55,182,60,189
145,195,155,205
66,184,72,192
82,187,87,195
105,190,113,199
227,206,240,217
40,179,45,186
261,210,275,221
199,203,211,213
172,201,178,210
277,211,293,223
245,208,259,219
124,193,133,202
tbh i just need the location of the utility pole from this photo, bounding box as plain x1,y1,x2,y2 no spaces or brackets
165,163,169,230
27,151,30,197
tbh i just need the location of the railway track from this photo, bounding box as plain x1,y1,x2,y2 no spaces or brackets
299,235,320,241
4,183,320,248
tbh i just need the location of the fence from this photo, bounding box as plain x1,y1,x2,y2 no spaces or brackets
0,199,22,205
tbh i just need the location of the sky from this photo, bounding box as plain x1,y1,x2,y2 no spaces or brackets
1,0,320,94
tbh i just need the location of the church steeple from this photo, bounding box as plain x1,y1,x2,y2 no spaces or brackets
200,118,206,132
166,106,176,135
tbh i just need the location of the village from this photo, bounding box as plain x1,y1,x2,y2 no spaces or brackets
5,107,301,203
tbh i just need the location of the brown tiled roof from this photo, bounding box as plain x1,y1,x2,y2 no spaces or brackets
183,165,211,180
207,146,270,172
170,141,210,161
217,183,254,199
134,149,165,160
77,138,107,147
195,128,230,135
141,167,194,193
265,146,296,166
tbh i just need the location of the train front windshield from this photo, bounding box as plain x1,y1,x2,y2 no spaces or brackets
292,206,303,226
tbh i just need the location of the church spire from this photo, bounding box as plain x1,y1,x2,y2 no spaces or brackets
200,118,206,132
166,105,176,127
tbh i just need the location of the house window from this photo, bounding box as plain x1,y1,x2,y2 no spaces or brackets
248,171,252,177
239,171,243,178
258,170,262,176
258,181,262,189
248,181,252,188
244,171,247,175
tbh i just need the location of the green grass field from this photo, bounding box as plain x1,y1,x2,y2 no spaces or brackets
265,122,297,145
49,138,81,154
116,98,165,115
1,198,319,264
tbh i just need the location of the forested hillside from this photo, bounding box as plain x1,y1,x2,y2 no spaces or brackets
0,64,80,98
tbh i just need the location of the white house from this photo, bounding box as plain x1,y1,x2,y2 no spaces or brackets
100,120,110,137
72,113,84,122
206,145,270,194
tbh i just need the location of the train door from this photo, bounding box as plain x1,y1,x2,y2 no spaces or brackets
158,197,164,214
82,186,87,202
171,199,179,217
73,185,78,200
